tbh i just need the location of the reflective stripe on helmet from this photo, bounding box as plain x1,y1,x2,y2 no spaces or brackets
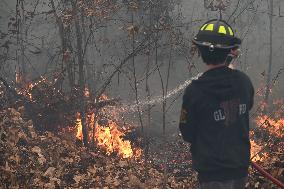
205,24,214,31
228,27,234,36
200,24,208,31
218,26,227,34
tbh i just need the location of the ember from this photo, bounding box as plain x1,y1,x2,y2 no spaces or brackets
15,76,49,100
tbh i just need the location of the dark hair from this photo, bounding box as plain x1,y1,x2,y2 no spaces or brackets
197,45,230,65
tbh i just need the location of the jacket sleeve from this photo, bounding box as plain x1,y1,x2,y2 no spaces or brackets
241,72,254,111
179,87,196,143
248,78,254,111
250,81,254,110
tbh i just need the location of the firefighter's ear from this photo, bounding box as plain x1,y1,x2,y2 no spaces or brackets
190,43,198,57
180,108,188,124
230,48,241,58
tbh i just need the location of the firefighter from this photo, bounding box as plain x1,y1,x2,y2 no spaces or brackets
179,19,254,189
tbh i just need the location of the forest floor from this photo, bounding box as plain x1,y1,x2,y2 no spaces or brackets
0,107,283,189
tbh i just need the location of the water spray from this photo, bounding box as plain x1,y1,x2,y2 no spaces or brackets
121,73,203,113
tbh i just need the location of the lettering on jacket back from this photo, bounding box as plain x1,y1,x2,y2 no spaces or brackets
213,98,247,125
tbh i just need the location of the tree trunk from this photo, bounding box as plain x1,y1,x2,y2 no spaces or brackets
72,0,88,146
50,0,74,89
264,0,273,111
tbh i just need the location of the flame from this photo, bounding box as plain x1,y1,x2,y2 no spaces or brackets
15,72,22,84
254,98,284,138
75,112,83,140
75,114,140,158
75,94,141,159
250,139,268,162
95,120,134,158
16,77,48,100
250,98,284,162
255,115,284,138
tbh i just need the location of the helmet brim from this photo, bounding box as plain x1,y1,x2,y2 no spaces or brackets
192,37,241,50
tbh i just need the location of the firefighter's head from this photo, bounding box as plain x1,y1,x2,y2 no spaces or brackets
192,19,241,65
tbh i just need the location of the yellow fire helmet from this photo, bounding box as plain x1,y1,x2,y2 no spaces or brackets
192,19,241,50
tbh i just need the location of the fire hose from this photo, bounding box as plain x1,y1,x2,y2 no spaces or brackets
251,162,284,189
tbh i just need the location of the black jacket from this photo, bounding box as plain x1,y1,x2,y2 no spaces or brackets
179,66,254,182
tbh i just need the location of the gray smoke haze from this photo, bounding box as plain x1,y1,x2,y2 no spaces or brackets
0,0,283,135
